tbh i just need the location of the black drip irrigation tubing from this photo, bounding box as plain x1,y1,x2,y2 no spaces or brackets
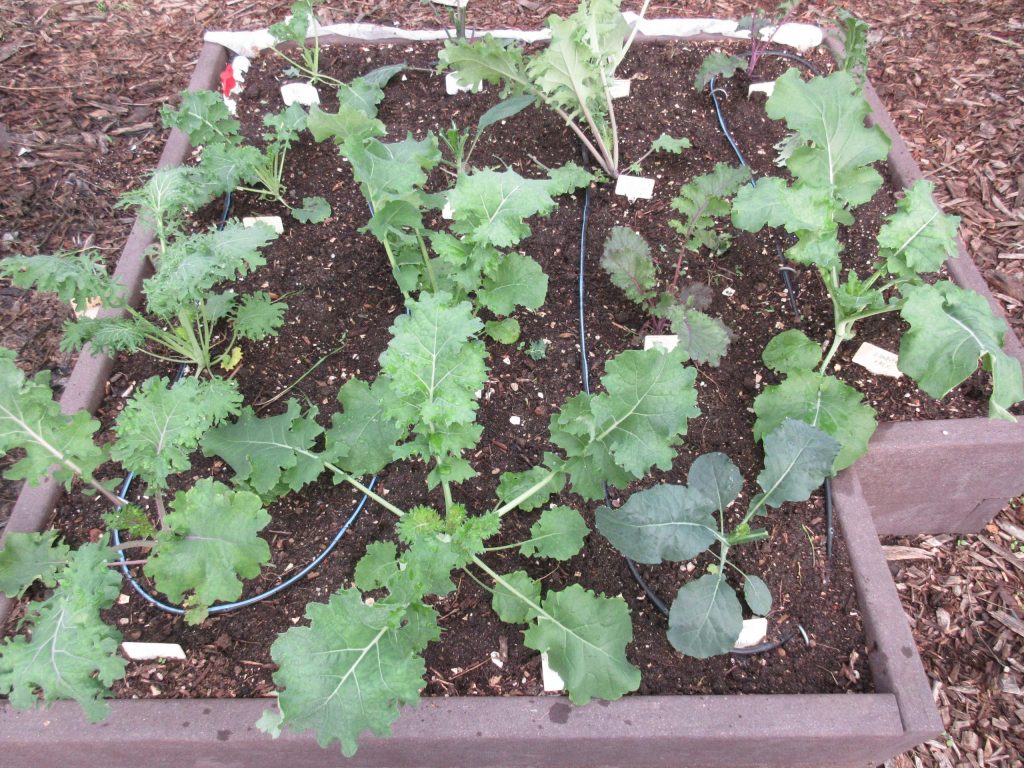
710,49,836,570
110,190,384,617
575,145,804,656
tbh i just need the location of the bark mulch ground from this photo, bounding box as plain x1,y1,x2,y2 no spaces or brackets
0,1,1021,765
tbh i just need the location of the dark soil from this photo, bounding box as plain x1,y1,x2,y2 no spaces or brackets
5,37,999,703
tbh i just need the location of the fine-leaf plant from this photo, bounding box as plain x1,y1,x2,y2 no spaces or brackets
626,132,691,175
835,9,870,86
596,418,839,657
731,69,1023,470
161,90,331,223
438,0,650,177
0,171,287,377
191,290,702,754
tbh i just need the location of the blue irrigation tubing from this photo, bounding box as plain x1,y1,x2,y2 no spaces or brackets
108,193,385,616
710,50,836,572
573,143,805,655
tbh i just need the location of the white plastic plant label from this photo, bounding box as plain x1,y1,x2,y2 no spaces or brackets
644,334,679,353
432,0,469,7
852,342,902,378
243,216,285,234
540,651,565,692
121,642,187,661
614,174,655,202
748,81,776,98
280,81,320,106
445,72,482,95
733,618,768,649
608,77,631,99
441,198,454,220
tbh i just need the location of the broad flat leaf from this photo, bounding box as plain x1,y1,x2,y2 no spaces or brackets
364,199,423,244
527,15,605,133
670,163,750,254
694,51,747,90
0,531,70,598
899,282,1024,420
754,371,875,471
544,162,594,196
306,103,385,146
491,569,541,624
587,347,699,476
201,399,324,497
524,585,640,705
268,0,312,45
596,483,718,564
744,574,772,615
323,379,405,476
520,506,589,561
353,541,399,592
665,306,731,367
293,196,331,224
687,451,744,515
263,103,309,146
766,69,891,206
0,250,117,309
145,479,271,624
601,226,656,305
360,62,407,89
878,180,960,277
484,317,521,344
199,143,264,197
667,571,742,658
478,253,548,314
495,464,566,512
0,542,125,721
439,36,533,96
113,376,242,491
753,419,841,512
762,329,822,373
477,94,536,133
379,292,486,434
551,347,699,499
651,134,692,154
0,349,106,489
232,292,287,340
118,165,209,228
348,133,441,208
260,588,429,757
732,178,841,269
160,89,239,145
448,169,560,249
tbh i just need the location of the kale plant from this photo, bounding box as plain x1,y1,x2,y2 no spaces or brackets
0,168,286,377
731,69,1023,470
267,0,341,88
599,164,750,365
438,0,649,177
161,89,331,223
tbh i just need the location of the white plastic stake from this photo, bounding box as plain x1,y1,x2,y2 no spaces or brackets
644,335,679,352
540,652,565,692
608,78,631,99
748,81,776,98
243,216,285,235
852,342,902,378
445,72,482,95
121,642,187,661
733,618,769,649
614,174,655,202
441,199,454,220
280,82,320,106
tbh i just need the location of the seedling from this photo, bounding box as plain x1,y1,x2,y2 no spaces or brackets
268,0,342,89
693,1,800,91
731,69,1023,470
439,0,651,177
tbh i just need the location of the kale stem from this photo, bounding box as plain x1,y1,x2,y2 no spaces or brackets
322,461,406,518
491,470,558,517
416,231,439,293
442,480,454,515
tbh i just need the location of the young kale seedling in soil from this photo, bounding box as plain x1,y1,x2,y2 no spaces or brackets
438,0,650,178
731,68,1024,469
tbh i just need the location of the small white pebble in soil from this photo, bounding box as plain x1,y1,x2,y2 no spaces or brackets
490,651,504,669
510,382,519,392
722,286,736,297
509,415,522,426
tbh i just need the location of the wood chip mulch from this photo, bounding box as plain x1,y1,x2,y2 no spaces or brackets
0,1,1021,765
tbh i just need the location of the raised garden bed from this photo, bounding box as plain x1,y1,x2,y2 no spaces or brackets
2,5,1022,765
